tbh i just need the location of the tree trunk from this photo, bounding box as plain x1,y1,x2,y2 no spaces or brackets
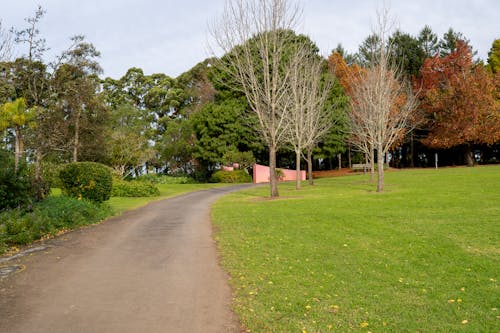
348,146,352,169
34,149,44,200
14,126,22,171
465,145,474,167
363,153,368,175
269,145,279,198
73,107,82,163
377,144,384,192
410,132,414,168
337,153,342,169
369,145,375,183
295,149,301,190
307,147,314,186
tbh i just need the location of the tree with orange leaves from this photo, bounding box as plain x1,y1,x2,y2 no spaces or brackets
418,40,500,166
328,22,419,192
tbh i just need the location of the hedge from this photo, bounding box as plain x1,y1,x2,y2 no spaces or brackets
210,170,252,183
112,179,160,197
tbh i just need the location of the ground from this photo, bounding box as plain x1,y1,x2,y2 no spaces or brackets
0,186,250,333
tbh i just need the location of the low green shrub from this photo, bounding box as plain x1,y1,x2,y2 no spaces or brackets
59,162,112,203
210,169,252,183
136,174,196,184
111,178,160,197
0,196,111,253
0,149,34,211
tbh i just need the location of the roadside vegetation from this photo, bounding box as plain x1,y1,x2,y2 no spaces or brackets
212,166,500,332
0,172,231,255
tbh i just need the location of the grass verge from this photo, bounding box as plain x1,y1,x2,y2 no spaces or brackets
212,166,500,332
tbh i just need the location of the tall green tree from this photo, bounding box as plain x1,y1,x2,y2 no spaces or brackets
358,34,382,65
11,6,51,198
418,25,439,57
486,39,500,74
0,97,35,169
389,30,426,78
51,36,106,162
191,97,261,168
106,104,152,177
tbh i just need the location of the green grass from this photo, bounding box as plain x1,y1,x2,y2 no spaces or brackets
212,166,500,332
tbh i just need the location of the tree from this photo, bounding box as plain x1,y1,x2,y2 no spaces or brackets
209,0,301,197
486,39,500,74
418,25,439,58
439,28,472,56
418,40,500,166
286,46,332,189
328,51,376,179
176,59,216,116
0,98,35,170
0,20,13,61
191,97,261,167
51,36,105,162
358,34,382,66
389,30,426,78
106,104,152,178
160,119,195,175
349,10,419,192
12,6,51,199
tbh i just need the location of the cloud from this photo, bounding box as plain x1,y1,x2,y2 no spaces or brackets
3,0,498,78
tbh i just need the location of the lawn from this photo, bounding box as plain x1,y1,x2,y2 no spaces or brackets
212,166,500,332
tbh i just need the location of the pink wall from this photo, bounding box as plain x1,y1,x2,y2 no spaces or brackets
253,164,306,184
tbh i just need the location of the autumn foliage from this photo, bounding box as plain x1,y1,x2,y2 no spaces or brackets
417,41,500,150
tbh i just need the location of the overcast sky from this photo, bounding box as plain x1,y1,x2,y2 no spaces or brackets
3,0,499,79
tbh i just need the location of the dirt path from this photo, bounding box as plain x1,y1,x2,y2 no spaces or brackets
0,186,251,333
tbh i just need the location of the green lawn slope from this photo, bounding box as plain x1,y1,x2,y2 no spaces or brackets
212,166,500,332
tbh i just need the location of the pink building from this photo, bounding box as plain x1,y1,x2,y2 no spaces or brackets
252,164,306,184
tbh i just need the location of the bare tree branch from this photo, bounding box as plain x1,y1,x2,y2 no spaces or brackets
285,46,332,189
209,0,302,197
348,8,419,192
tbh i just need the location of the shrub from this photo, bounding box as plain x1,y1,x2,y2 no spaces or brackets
136,174,196,184
40,161,66,188
0,150,34,211
0,196,111,253
112,178,160,197
59,162,112,203
210,170,252,183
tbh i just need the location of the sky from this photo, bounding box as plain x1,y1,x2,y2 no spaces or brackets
3,0,499,79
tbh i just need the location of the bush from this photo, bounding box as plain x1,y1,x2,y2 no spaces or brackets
112,178,160,197
0,150,34,211
136,173,196,184
0,196,111,253
210,170,252,183
40,161,66,188
59,162,112,203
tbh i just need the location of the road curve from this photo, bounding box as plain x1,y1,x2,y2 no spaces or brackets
0,185,251,333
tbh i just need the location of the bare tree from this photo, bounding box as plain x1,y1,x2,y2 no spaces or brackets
286,47,332,188
349,10,419,192
209,0,301,197
0,20,13,61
